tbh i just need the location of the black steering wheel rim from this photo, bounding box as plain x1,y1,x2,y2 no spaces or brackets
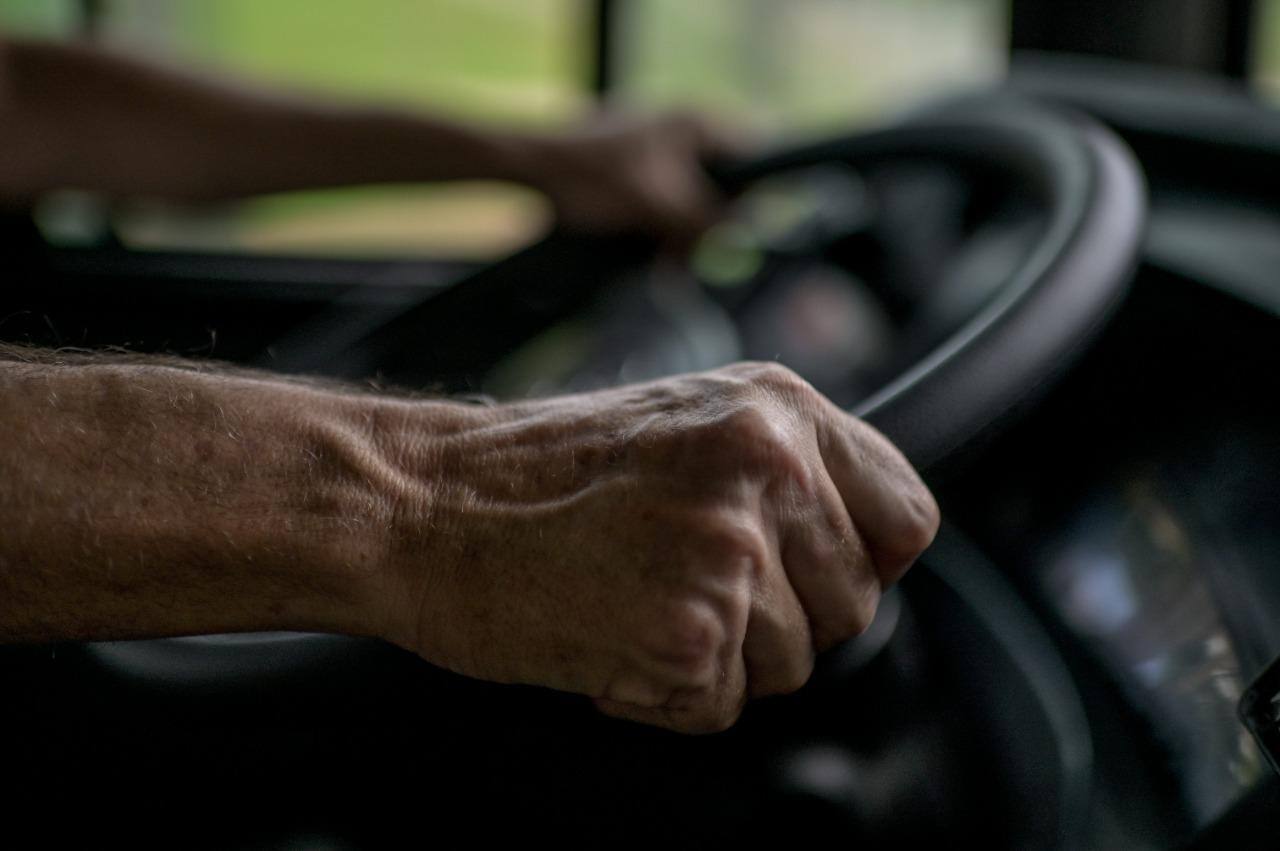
702,100,1146,468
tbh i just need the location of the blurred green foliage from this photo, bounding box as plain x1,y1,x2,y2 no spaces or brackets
134,0,588,125
1257,0,1280,96
0,0,1010,257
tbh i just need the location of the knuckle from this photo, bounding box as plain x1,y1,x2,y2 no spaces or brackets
730,360,810,396
878,484,942,569
819,584,881,648
713,403,778,446
656,599,724,683
693,511,768,571
793,524,852,586
704,404,809,485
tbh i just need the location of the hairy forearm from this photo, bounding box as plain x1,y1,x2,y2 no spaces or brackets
0,36,542,203
0,349,466,644
0,347,939,733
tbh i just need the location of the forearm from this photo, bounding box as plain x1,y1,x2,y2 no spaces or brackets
0,348,940,734
0,36,543,203
0,349,465,644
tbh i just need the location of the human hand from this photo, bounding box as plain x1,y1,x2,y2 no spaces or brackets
517,111,741,248
378,362,938,733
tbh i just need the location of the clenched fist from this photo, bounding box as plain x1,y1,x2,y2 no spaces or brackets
379,362,939,733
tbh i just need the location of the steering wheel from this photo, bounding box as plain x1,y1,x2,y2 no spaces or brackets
83,91,1146,703
75,96,1145,845
281,95,1145,471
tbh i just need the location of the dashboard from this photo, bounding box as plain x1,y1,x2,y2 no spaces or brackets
951,220,1280,841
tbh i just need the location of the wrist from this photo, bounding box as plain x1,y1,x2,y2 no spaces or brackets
480,128,562,190
330,394,496,650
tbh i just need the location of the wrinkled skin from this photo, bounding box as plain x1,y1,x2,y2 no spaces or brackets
384,362,939,733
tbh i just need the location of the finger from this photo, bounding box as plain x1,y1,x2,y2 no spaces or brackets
741,529,816,697
601,669,674,709
593,650,748,734
780,471,882,650
817,411,940,586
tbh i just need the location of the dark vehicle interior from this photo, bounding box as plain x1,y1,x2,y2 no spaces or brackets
3,0,1280,847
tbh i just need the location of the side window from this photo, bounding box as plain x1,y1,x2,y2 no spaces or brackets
613,0,1010,136
1,0,590,260
1255,0,1280,97
0,0,79,37
2,1,1020,259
